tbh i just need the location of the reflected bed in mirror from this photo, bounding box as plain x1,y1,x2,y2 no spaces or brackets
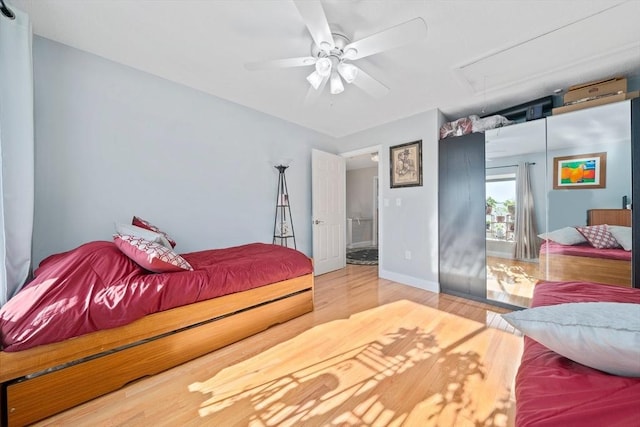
539,209,632,287
483,99,633,307
544,100,632,287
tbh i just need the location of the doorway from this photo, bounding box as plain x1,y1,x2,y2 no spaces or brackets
342,147,381,267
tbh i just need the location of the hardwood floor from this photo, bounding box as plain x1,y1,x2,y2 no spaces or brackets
486,256,541,307
35,265,523,427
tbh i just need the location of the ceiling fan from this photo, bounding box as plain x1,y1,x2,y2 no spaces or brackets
244,0,428,103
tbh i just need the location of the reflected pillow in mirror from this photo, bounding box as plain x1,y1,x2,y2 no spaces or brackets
502,302,640,377
538,227,587,245
608,225,632,251
576,225,621,249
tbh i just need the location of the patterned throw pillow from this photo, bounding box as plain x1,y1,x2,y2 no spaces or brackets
132,216,177,248
575,225,621,249
113,234,192,273
115,222,173,249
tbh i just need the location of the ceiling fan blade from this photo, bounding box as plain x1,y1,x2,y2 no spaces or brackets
293,0,335,51
351,66,389,98
244,56,316,71
303,75,329,106
343,17,427,60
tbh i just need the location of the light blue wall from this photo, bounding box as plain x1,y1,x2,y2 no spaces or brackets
336,111,441,292
546,101,632,230
32,37,335,264
547,142,632,229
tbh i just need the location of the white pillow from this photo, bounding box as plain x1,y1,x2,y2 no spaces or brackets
608,225,632,251
538,227,587,245
502,302,640,377
114,223,172,249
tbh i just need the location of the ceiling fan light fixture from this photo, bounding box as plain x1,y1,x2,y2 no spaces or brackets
319,41,332,51
306,70,324,90
343,47,358,59
330,71,344,95
315,57,332,77
337,63,358,83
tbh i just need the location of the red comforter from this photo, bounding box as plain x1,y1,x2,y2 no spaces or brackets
516,281,640,426
0,241,313,352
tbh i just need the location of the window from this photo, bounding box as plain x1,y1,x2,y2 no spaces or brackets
486,174,516,241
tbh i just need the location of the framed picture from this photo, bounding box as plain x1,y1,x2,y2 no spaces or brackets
553,152,607,189
390,140,422,188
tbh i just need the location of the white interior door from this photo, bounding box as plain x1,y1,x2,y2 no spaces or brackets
312,149,346,275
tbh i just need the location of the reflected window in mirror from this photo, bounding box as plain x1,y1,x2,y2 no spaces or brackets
485,119,547,308
486,174,516,241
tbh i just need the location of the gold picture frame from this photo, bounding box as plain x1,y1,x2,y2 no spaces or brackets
552,152,607,190
390,140,422,188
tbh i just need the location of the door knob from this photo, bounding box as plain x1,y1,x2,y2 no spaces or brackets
313,219,324,225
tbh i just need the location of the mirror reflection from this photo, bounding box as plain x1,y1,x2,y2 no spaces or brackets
484,100,633,308
543,100,632,288
485,120,547,307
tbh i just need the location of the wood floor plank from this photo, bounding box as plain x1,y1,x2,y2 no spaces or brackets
34,265,522,427
486,256,540,307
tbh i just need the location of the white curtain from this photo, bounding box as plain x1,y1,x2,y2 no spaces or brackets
514,162,539,260
0,5,34,306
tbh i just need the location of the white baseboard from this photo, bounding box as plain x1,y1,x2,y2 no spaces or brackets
379,269,440,293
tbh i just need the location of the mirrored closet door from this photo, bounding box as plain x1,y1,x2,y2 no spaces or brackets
543,100,632,287
484,120,547,307
440,98,637,308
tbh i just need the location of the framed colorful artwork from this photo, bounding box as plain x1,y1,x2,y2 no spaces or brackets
390,140,422,188
553,152,607,189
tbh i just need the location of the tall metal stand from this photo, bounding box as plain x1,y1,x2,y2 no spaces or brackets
273,165,296,249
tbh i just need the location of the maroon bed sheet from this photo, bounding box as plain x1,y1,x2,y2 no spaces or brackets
0,241,312,352
516,281,640,427
540,241,631,261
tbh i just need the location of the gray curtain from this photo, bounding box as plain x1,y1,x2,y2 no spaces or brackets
514,162,539,260
0,4,34,306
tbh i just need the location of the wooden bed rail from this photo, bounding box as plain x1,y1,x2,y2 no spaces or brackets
1,274,314,426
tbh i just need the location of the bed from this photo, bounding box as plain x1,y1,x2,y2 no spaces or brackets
0,240,314,426
511,281,640,426
539,208,632,287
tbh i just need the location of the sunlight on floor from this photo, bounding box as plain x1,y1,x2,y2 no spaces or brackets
486,257,540,307
188,300,521,427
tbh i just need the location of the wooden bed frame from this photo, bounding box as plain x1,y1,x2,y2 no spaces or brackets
539,209,632,287
0,273,314,426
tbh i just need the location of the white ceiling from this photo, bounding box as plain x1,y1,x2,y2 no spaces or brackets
10,0,640,138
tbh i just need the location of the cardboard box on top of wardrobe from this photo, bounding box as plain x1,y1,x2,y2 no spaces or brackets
552,91,639,115
563,77,627,104
552,76,637,115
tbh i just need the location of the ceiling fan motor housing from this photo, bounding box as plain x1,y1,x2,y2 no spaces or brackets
311,25,352,63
